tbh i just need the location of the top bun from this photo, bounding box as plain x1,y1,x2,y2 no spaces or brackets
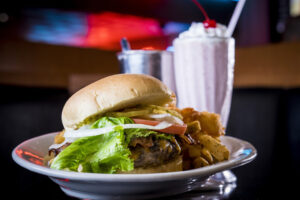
62,74,175,129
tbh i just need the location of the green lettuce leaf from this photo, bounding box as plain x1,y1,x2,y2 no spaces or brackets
125,128,172,144
50,130,133,173
50,116,171,173
91,116,171,143
90,116,134,129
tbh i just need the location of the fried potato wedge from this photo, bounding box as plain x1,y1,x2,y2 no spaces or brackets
198,111,224,137
186,120,201,134
193,156,209,168
201,147,214,164
180,108,224,137
198,135,229,161
188,145,202,158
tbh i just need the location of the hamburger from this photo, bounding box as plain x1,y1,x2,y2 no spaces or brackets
48,74,229,174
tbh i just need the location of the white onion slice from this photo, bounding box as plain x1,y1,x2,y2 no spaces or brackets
63,121,172,139
48,137,75,150
146,113,184,125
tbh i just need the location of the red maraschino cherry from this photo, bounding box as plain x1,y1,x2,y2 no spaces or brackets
192,0,217,28
203,19,216,28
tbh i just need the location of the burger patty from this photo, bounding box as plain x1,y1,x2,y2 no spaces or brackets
129,136,181,168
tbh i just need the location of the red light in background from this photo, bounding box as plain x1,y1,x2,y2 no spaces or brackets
25,10,173,50
141,46,155,50
85,12,164,50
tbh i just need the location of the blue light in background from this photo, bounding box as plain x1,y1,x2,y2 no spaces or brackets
166,46,174,52
163,22,190,35
25,9,88,46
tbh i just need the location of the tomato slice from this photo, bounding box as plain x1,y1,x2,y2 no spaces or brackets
132,118,187,135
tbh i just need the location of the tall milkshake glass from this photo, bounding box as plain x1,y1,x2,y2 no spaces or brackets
173,22,235,127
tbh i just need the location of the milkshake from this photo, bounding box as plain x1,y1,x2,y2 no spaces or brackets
173,22,235,126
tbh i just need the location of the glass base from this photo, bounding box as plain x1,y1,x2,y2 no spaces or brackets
211,170,237,183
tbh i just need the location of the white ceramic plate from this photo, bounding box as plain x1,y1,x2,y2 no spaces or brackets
12,132,257,200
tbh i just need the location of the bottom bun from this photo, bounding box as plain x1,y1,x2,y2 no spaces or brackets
119,156,183,174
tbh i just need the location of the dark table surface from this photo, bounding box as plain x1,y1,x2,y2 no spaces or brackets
2,86,300,199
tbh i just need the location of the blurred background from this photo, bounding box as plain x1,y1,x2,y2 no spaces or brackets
1,0,299,199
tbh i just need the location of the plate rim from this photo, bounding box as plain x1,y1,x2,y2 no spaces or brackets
12,132,257,182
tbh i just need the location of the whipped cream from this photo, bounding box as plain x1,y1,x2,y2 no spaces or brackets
179,22,228,38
